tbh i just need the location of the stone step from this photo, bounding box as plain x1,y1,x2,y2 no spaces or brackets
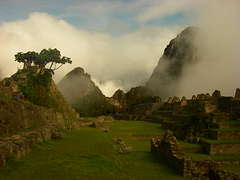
210,113,231,123
182,147,203,153
222,164,240,177
153,110,173,117
161,119,188,128
207,128,240,140
211,121,240,129
148,114,165,122
161,120,178,129
200,138,240,155
186,152,240,163
179,143,203,153
172,114,192,121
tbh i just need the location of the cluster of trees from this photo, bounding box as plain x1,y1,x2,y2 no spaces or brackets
15,48,72,72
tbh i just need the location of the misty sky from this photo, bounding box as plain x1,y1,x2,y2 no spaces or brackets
0,0,239,97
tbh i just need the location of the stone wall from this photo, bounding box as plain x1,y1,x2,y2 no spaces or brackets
208,130,240,140
151,132,239,180
0,124,63,168
151,133,187,176
113,102,162,121
201,140,240,155
209,169,239,180
0,96,81,137
214,122,240,129
0,98,67,137
0,98,79,168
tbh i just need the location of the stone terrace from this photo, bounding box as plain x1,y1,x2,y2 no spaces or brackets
151,89,240,179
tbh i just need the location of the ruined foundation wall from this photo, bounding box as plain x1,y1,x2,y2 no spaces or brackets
151,133,239,180
0,98,79,168
0,124,63,168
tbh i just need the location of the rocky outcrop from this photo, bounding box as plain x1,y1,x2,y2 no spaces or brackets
0,68,80,168
0,98,65,137
108,89,127,112
0,124,64,168
180,96,188,106
0,68,80,128
197,94,211,101
58,67,113,117
146,27,199,98
234,88,240,100
111,86,162,121
212,90,221,98
125,86,159,106
114,138,132,154
192,95,197,100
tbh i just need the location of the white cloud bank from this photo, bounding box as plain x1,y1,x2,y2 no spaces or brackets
0,12,179,96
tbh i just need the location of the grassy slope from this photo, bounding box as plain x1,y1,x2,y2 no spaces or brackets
0,121,184,180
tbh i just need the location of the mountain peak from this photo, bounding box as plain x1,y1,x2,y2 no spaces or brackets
58,67,113,117
65,67,90,79
146,26,199,98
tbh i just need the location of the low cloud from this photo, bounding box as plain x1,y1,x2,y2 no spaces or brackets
0,12,179,96
177,0,240,97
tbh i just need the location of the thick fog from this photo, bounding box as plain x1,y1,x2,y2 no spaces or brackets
177,0,240,97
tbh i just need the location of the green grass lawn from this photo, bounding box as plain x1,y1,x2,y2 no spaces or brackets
104,121,165,151
0,121,184,180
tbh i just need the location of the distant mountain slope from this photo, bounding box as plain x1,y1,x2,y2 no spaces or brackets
58,67,113,117
146,27,199,98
